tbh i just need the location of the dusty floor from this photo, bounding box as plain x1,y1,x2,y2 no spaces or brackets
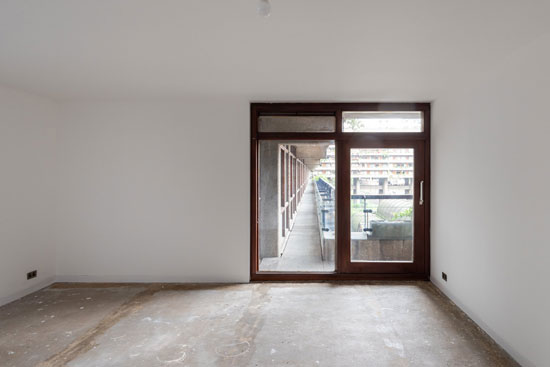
0,282,518,367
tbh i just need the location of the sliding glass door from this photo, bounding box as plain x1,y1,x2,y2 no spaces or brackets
250,103,430,280
340,141,426,274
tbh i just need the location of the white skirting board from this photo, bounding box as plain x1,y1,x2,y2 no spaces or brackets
0,276,56,307
430,278,533,367
53,274,249,284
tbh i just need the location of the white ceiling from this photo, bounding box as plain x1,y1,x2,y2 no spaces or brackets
0,0,548,100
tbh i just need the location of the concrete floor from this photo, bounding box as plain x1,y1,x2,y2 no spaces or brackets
0,282,518,367
261,181,334,272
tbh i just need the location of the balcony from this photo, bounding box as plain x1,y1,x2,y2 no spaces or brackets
315,177,414,263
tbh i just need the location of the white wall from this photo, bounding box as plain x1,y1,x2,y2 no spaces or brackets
431,33,550,367
0,86,58,305
55,97,250,283
1,28,548,367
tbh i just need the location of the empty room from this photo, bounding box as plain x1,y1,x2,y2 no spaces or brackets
0,1,548,366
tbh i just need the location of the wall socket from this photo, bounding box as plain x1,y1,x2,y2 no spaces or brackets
27,270,37,280
442,272,448,282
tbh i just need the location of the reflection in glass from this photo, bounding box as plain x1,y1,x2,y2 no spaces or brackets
343,111,423,132
350,148,414,262
258,116,336,132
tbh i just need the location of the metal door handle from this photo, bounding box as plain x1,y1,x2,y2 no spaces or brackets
419,180,424,206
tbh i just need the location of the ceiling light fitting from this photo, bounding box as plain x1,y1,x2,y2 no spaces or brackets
257,0,271,17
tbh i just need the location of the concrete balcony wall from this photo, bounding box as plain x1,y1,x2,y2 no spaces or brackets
322,235,412,262
352,239,413,262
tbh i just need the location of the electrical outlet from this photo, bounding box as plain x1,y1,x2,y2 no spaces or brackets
27,270,37,280
442,272,447,282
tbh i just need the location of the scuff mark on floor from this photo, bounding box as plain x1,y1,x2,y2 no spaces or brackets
215,284,270,366
155,344,187,365
36,285,161,367
215,341,250,358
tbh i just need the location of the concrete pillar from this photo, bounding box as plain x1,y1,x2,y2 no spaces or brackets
354,177,361,195
381,177,388,194
259,142,280,258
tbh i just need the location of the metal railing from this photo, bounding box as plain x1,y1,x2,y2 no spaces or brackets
314,177,413,233
315,178,335,232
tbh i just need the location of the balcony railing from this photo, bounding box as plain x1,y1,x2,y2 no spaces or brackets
314,177,413,233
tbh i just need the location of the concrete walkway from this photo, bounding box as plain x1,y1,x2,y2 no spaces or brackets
260,180,334,272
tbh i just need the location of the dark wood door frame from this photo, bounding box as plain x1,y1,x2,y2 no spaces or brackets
250,103,431,281
340,140,426,274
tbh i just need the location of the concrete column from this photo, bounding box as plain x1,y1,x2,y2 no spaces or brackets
381,177,388,194
259,141,281,258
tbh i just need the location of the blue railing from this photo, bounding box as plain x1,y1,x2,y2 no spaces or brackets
314,178,335,232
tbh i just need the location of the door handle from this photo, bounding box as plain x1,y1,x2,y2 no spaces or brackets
419,180,424,206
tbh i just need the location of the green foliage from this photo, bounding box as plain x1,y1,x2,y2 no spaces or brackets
345,118,363,132
393,207,413,220
313,174,328,182
314,174,335,186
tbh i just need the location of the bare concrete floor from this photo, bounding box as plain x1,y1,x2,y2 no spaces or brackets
0,282,518,367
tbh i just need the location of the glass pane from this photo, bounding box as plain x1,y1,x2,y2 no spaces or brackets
343,111,423,132
258,116,336,132
259,141,335,272
350,148,414,262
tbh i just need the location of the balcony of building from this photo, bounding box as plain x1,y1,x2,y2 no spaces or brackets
259,143,415,272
